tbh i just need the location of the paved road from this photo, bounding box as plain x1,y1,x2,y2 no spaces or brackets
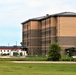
12,61,76,64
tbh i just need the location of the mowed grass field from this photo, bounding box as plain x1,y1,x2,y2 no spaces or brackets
0,61,76,75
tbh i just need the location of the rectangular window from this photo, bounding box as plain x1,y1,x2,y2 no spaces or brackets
27,42,29,46
27,33,28,38
46,19,49,25
27,24,29,29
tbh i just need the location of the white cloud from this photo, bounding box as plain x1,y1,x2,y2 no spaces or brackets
0,0,76,45
37,0,76,15
0,0,21,3
26,0,47,7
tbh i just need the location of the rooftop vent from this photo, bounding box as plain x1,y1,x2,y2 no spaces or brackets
46,14,49,16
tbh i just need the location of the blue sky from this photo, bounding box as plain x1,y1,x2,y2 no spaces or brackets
0,0,76,46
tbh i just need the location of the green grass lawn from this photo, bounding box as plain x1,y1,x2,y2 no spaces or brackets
0,56,47,61
0,61,76,75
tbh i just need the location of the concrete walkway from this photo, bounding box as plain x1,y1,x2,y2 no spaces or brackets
12,61,76,64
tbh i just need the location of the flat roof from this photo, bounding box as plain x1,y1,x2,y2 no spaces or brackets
0,46,21,49
21,12,76,24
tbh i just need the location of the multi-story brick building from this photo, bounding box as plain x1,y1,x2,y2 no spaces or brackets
21,12,76,55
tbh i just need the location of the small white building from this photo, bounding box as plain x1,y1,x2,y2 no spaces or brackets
0,46,27,57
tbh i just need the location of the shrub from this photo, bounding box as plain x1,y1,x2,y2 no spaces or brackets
61,56,74,61
13,52,19,56
47,42,62,61
0,56,47,61
20,52,23,56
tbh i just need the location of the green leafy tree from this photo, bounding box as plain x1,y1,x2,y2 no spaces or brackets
47,42,62,61
20,42,23,46
68,47,74,57
20,52,23,56
13,52,18,57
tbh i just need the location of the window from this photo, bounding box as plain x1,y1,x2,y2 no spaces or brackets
46,31,49,36
24,24,27,29
27,42,29,46
46,19,49,25
38,23,41,29
42,20,45,25
27,33,28,38
27,25,29,29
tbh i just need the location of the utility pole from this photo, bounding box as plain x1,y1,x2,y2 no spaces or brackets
16,41,17,46
8,43,9,46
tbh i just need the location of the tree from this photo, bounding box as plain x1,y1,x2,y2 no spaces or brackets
47,42,62,61
20,42,23,46
13,52,18,57
20,52,23,56
68,47,74,57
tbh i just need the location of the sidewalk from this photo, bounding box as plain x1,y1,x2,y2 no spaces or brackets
12,61,76,64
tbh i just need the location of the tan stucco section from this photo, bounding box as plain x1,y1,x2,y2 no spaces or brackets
22,22,31,31
42,20,46,29
60,27,76,36
46,18,51,28
62,45,76,48
22,23,27,31
56,17,60,37
51,17,57,27
59,17,76,36
30,21,38,29
28,22,31,30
